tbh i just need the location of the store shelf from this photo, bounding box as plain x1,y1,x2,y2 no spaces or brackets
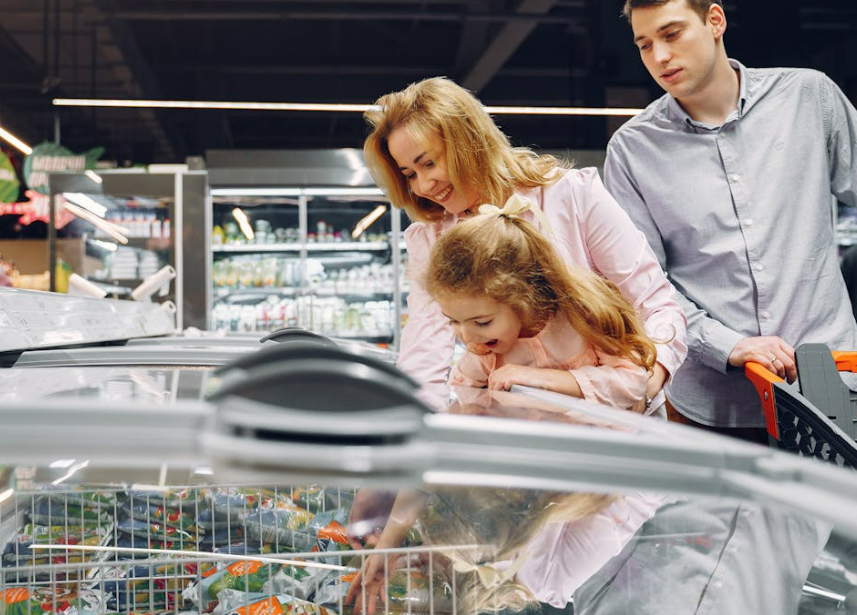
212,241,389,253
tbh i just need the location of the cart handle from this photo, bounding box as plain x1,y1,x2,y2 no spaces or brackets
831,351,857,373
745,361,783,439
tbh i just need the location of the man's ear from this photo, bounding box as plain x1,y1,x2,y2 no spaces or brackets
707,3,727,40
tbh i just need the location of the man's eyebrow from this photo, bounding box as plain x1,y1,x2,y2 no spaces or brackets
633,20,684,44
398,151,426,171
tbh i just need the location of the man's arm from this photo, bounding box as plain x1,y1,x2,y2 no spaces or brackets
824,73,857,208
603,140,796,381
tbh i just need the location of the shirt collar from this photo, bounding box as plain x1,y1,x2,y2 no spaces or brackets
666,58,749,131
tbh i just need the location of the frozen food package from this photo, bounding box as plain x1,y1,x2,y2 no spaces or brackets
28,498,113,526
0,587,109,615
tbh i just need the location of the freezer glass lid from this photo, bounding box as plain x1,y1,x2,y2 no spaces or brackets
1,389,857,614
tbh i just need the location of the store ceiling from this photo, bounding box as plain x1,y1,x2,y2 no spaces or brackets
0,0,855,165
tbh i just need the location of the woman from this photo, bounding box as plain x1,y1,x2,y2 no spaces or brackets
363,76,686,413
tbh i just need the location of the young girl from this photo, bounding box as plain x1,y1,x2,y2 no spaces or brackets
424,194,658,412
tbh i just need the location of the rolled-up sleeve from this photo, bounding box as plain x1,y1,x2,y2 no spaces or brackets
572,168,688,379
571,349,649,409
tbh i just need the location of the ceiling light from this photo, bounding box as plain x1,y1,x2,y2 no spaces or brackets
232,207,255,241
53,98,644,117
0,124,33,155
84,169,103,184
352,205,387,239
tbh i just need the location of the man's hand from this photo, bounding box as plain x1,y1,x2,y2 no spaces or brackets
728,336,797,383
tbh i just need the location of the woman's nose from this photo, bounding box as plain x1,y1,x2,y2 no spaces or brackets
416,172,435,196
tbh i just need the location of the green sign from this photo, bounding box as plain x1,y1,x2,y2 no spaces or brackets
22,142,104,195
0,150,20,203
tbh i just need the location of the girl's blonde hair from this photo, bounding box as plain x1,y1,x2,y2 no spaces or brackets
423,488,615,614
363,77,568,223
425,209,657,371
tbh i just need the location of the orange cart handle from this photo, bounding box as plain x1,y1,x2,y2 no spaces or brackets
831,351,857,373
745,361,784,439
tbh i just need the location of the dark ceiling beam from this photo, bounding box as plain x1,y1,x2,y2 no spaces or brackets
461,0,559,94
453,0,494,77
93,1,185,160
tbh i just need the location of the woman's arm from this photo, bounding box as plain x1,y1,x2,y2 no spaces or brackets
565,168,688,391
397,224,457,409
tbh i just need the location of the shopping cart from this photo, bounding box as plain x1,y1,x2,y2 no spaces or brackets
746,343,857,468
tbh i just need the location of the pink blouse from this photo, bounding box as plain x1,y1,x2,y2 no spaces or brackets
399,167,687,410
449,311,649,410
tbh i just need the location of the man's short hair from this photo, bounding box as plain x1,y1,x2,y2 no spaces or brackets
622,0,722,23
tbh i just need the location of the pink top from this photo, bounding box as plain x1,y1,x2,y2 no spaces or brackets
400,167,688,409
449,311,649,410
509,493,669,607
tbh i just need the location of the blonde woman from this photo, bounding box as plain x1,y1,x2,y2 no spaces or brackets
363,77,686,414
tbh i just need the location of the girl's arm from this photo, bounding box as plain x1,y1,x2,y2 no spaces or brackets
487,354,648,411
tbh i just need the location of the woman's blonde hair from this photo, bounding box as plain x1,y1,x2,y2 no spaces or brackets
423,488,614,614
363,77,567,223
425,210,658,371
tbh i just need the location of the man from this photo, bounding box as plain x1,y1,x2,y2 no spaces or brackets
604,0,857,440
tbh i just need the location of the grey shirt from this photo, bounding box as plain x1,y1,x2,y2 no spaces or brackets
604,59,857,427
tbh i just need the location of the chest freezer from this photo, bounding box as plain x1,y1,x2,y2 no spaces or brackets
3,287,857,613
2,354,857,614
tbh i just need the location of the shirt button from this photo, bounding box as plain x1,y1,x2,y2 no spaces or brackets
760,311,771,319
754,263,764,272
743,218,753,226
732,175,741,182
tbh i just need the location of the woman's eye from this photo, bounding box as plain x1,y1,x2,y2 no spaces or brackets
476,321,492,327
425,160,435,168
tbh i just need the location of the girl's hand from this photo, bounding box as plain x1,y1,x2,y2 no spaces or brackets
345,553,396,615
487,364,540,390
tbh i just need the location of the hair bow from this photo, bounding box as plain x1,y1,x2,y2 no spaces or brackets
477,194,553,238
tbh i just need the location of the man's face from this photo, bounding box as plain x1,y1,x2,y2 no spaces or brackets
631,0,721,101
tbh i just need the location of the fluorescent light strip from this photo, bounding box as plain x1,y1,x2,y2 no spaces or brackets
63,201,129,244
231,206,255,241
84,169,103,184
352,205,387,239
0,125,33,155
211,187,384,197
64,192,108,218
53,98,644,117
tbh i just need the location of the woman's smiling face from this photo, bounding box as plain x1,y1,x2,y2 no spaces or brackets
387,126,480,216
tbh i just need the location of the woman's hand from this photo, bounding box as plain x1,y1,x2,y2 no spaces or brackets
345,553,396,615
645,362,669,402
347,489,397,550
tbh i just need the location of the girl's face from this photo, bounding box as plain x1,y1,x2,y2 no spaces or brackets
387,126,480,216
436,292,524,355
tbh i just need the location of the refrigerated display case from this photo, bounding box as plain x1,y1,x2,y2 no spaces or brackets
3,296,857,613
47,170,210,331
206,150,407,349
